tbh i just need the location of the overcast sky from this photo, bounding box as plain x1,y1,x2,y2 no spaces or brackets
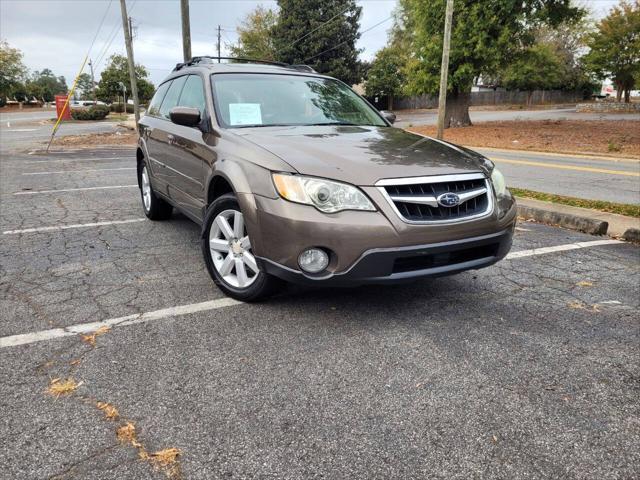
0,0,620,87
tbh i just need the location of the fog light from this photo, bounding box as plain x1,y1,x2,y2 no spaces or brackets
298,248,329,273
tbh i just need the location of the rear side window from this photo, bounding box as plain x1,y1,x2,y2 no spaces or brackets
159,76,188,119
147,81,171,117
178,75,206,113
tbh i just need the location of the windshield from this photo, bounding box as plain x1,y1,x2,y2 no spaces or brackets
211,73,387,128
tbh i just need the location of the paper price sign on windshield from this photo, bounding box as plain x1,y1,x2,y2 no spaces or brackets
229,103,262,126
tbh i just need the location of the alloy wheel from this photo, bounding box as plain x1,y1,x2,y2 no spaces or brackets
141,166,151,212
209,209,259,288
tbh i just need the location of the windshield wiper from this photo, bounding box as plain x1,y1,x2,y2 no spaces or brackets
232,123,295,128
306,121,358,126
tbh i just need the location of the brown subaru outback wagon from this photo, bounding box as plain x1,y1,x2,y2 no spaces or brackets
136,57,516,301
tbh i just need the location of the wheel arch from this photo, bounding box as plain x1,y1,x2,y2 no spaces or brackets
206,173,236,207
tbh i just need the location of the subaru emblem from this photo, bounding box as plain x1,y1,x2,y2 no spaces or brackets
437,192,461,208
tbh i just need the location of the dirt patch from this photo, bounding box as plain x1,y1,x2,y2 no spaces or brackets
408,120,640,158
50,130,137,147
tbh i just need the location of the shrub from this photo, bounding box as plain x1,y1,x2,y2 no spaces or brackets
70,105,110,121
92,104,110,117
110,103,134,113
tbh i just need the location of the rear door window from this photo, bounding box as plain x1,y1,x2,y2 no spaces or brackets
147,80,171,117
159,76,187,119
178,75,206,114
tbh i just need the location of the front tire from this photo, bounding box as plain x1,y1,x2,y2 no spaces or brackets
140,163,172,220
202,194,281,301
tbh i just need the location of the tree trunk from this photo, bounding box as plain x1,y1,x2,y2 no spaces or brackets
527,91,533,106
388,95,394,111
615,81,623,102
444,90,472,128
624,88,630,103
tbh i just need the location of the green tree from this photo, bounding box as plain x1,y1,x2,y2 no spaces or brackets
0,40,28,104
364,46,406,109
533,19,596,93
273,0,363,85
397,0,584,127
76,73,95,100
501,44,566,104
230,5,278,60
584,1,640,102
96,54,155,103
25,68,67,102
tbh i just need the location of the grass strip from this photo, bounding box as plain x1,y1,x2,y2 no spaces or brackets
511,188,640,218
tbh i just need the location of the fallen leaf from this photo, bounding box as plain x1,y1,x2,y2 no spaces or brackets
149,448,181,467
576,281,593,287
97,401,120,420
47,378,81,397
81,325,111,346
568,301,600,312
117,422,139,445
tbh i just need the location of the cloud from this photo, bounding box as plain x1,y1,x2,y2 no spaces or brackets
1,0,397,86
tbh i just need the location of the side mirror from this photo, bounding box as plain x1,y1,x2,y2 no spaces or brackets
380,110,396,124
169,106,201,127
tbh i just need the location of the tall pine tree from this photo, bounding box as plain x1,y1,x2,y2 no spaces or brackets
273,0,362,85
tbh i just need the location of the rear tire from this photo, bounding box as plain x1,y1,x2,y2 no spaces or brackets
140,163,172,220
202,194,282,301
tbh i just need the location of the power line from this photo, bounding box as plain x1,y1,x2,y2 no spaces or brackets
87,0,114,58
95,24,122,68
282,4,354,52
95,0,138,69
302,15,392,64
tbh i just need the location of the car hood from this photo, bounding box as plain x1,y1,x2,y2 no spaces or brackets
233,125,490,186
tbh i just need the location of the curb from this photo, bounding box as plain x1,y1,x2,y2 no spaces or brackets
622,228,640,243
517,205,609,236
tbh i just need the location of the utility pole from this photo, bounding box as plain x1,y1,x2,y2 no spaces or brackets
436,0,454,140
119,0,140,124
217,25,221,61
180,0,192,62
88,58,97,101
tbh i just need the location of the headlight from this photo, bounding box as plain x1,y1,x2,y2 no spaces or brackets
272,173,376,213
491,168,507,197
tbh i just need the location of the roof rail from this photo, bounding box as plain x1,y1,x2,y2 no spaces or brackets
289,64,317,73
173,56,289,71
173,56,317,73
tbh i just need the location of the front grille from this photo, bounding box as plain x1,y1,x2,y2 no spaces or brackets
392,242,499,273
378,174,492,223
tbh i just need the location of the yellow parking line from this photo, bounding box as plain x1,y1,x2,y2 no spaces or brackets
491,158,640,177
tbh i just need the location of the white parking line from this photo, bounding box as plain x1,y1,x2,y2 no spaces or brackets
2,218,146,235
505,240,622,259
14,185,138,195
22,167,136,175
0,298,241,348
23,157,131,164
0,239,626,349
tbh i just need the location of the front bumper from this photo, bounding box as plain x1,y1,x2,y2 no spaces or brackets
256,228,513,286
238,186,517,287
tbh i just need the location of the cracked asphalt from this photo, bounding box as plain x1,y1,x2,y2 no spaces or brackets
1,148,639,479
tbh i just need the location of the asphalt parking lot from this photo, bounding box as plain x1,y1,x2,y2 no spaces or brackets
1,148,639,479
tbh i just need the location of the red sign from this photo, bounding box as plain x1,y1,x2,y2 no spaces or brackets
55,95,71,121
